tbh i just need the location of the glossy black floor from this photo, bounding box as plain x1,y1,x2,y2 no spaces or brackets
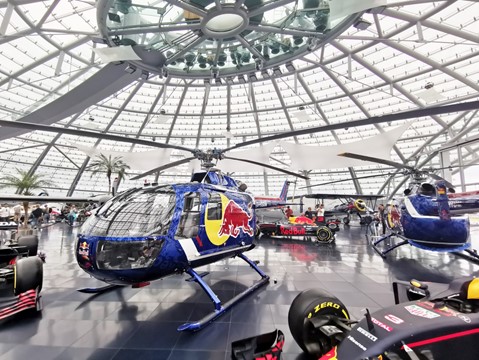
0,222,479,360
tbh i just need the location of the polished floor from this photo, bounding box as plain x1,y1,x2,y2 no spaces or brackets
0,222,479,360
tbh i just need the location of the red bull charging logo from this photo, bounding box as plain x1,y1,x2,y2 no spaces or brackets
218,200,254,237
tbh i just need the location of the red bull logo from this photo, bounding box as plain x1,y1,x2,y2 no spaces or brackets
279,226,306,235
78,241,89,257
319,346,338,360
77,240,92,270
218,200,254,237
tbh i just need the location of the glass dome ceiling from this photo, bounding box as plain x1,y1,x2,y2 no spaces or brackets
0,0,478,198
98,0,354,78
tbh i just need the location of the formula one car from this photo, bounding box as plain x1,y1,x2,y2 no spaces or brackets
289,276,479,359
259,215,341,243
0,235,43,320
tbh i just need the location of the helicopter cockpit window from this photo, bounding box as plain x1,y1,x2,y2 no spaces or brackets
176,192,201,238
96,237,164,270
81,186,176,237
207,193,222,221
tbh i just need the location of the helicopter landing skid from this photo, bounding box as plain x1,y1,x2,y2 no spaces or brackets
185,271,209,282
452,248,479,264
77,284,123,294
371,233,409,258
177,253,270,332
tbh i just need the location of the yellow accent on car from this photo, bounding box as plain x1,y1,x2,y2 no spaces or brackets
410,280,421,288
467,278,479,300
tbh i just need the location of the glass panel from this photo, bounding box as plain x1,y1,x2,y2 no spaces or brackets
96,238,164,270
81,186,175,237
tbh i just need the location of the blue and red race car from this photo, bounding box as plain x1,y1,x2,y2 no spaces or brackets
259,215,341,244
0,233,43,320
289,276,479,359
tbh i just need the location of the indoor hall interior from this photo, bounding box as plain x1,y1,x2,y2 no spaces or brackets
0,222,477,360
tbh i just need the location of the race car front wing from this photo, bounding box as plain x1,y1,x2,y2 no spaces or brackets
0,289,41,320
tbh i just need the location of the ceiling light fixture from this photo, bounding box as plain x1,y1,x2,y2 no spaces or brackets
353,18,372,30
223,126,233,139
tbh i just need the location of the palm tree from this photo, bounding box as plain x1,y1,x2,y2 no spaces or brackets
88,154,130,195
0,169,51,227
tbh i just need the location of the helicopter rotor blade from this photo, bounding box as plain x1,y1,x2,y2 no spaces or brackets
0,119,196,154
435,133,479,153
339,153,457,189
337,153,417,171
225,100,479,152
222,155,310,180
130,156,197,180
300,172,397,189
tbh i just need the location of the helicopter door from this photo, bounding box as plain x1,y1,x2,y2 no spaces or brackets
204,193,230,246
176,192,201,239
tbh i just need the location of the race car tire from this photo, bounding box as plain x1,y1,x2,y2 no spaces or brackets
288,289,350,356
17,235,39,257
354,199,366,212
316,227,333,243
327,222,338,231
14,256,43,295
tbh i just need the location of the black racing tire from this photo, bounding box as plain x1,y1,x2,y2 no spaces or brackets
316,227,333,243
342,217,350,225
288,289,350,356
15,256,43,295
17,235,39,257
327,222,338,231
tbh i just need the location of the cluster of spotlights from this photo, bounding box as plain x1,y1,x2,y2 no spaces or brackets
165,36,304,74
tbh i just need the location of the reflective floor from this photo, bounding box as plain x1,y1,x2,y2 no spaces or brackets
0,222,478,360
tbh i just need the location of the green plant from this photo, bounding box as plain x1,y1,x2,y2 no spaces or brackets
88,154,130,194
0,169,51,227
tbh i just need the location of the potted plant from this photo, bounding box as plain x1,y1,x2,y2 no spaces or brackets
0,168,52,235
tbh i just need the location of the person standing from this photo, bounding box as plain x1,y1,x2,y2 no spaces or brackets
112,177,119,196
305,207,313,219
317,204,325,216
377,203,386,235
68,206,78,226
13,204,22,223
0,205,10,222
43,205,51,224
284,206,293,219
32,205,43,228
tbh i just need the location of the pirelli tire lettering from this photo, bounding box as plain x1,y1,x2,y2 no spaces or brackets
288,289,350,355
308,301,349,319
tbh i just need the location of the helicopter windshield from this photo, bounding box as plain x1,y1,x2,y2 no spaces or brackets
81,186,176,237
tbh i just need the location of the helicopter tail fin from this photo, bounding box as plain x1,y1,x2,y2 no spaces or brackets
279,181,290,202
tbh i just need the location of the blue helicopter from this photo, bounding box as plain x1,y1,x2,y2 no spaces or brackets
74,147,309,333
338,152,478,262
